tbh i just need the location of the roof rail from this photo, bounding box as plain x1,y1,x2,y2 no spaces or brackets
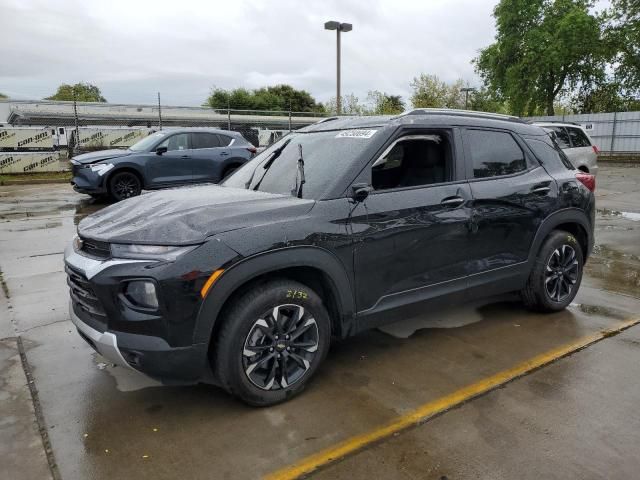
398,108,524,123
528,120,580,126
313,116,340,124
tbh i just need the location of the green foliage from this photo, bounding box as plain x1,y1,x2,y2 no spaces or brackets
475,0,606,116
0,92,7,100
45,83,107,102
323,94,366,115
468,86,510,113
410,74,465,109
365,91,405,114
606,0,640,92
204,84,323,112
571,82,640,113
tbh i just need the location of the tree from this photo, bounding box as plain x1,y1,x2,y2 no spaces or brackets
468,86,510,113
323,94,367,115
45,83,107,102
606,1,640,92
571,82,640,113
366,91,405,114
204,84,323,112
475,0,606,116
410,74,466,109
0,92,7,100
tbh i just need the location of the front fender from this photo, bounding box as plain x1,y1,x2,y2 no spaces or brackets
193,246,355,344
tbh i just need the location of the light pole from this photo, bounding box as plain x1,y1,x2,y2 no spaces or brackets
324,21,352,115
460,87,476,109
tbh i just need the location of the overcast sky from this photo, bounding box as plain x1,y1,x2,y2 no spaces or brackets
1,0,503,107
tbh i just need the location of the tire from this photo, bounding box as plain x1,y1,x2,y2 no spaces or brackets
521,230,584,312
214,279,331,406
109,171,142,201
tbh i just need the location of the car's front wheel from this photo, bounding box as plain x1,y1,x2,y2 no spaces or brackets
521,230,584,312
109,171,142,201
214,279,331,406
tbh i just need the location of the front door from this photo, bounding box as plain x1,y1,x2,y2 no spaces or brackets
147,132,194,186
350,129,474,316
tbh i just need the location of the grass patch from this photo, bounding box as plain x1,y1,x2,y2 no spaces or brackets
0,171,71,184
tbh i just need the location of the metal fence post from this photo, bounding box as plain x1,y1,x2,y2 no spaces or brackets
289,109,292,132
610,111,618,154
73,90,80,156
157,92,163,130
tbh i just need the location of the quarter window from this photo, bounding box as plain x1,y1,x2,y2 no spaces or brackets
566,127,591,148
157,133,190,151
549,127,571,149
217,134,232,147
467,130,527,179
191,133,220,149
371,133,453,190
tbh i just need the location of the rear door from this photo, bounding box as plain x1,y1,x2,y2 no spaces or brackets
146,132,194,186
462,128,557,279
565,126,597,172
190,132,224,183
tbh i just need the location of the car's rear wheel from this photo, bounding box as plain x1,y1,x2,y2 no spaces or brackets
521,230,584,312
214,279,331,406
109,171,141,201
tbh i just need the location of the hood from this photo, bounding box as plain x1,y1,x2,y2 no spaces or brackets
72,149,133,165
78,184,315,245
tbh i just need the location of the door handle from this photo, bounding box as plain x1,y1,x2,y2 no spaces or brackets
440,196,464,207
531,186,551,195
220,152,229,156
180,155,190,159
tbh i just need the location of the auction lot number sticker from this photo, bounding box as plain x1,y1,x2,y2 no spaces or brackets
336,129,377,139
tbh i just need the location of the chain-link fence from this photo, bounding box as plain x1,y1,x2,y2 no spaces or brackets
526,111,640,156
0,98,327,173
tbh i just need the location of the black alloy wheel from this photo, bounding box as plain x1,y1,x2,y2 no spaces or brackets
242,304,319,390
109,172,141,201
544,245,579,302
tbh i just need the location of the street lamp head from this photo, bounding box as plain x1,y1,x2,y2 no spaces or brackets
324,21,340,30
324,21,353,32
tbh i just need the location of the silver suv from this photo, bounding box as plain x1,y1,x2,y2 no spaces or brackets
534,122,599,175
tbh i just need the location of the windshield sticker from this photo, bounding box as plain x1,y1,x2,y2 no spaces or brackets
336,129,377,139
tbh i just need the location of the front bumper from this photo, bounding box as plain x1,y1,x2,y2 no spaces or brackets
71,163,107,194
69,301,133,370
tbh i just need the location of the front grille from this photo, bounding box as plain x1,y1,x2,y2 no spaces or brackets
80,237,111,259
66,265,107,330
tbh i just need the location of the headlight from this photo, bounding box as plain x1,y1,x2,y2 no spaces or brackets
111,243,196,261
124,280,158,309
89,163,114,176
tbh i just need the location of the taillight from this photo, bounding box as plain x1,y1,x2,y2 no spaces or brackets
246,146,257,154
592,145,600,154
576,171,595,192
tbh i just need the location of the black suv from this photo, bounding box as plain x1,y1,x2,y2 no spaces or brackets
64,110,595,406
70,128,256,201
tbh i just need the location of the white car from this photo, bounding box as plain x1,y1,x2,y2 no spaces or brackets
533,122,599,175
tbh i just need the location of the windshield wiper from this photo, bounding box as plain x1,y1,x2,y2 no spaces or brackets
251,139,291,190
291,143,306,199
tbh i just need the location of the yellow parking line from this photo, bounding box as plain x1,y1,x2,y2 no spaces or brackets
265,317,640,480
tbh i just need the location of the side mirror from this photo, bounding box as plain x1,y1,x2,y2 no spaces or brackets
351,183,371,202
155,146,168,155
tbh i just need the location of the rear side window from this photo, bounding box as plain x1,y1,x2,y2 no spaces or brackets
466,129,527,179
217,134,232,147
191,133,220,149
566,127,591,147
525,138,574,170
549,127,571,149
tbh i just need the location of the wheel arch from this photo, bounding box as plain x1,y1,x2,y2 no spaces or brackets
194,246,356,347
528,208,592,265
105,165,145,192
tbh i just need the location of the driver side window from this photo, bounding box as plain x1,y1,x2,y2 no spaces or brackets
157,133,190,152
371,133,453,190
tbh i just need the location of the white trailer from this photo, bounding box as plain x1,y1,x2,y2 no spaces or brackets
74,127,152,149
0,151,68,174
0,126,55,151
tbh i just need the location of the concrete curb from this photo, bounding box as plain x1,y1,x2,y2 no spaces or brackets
0,178,70,186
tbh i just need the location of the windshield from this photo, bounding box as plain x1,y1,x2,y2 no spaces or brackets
129,132,167,152
222,129,376,199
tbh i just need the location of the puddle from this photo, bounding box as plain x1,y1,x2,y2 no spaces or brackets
586,244,640,298
569,303,628,320
378,302,488,338
597,208,640,222
92,353,161,392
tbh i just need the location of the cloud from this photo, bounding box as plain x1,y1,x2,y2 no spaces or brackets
0,0,499,106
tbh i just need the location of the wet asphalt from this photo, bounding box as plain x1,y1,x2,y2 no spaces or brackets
1,165,639,480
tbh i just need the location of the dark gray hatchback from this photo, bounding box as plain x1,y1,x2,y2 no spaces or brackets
70,128,256,201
